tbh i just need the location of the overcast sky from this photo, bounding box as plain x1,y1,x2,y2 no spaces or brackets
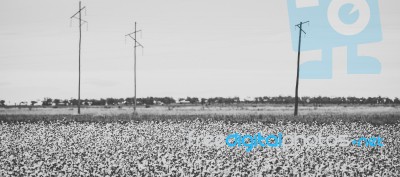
0,0,399,103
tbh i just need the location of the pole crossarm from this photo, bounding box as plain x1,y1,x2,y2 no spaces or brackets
295,21,309,35
70,6,86,19
72,16,88,24
126,34,144,48
70,5,88,30
125,30,142,37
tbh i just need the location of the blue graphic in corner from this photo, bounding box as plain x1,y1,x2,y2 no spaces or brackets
287,0,382,79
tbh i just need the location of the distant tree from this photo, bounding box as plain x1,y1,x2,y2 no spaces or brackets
187,97,199,104
125,98,133,105
359,97,366,104
42,98,53,106
207,98,215,104
223,97,237,104
346,97,356,104
117,98,124,105
83,99,89,105
160,97,175,104
255,97,261,104
286,96,295,104
300,97,309,104
366,97,375,105
99,99,106,105
201,98,207,105
233,97,240,103
384,97,393,104
137,97,154,105
217,97,224,104
31,101,37,106
106,98,117,105
321,97,331,104
70,99,78,106
27,96,400,107
262,96,270,103
54,99,60,106
330,97,341,104
88,99,96,105
63,100,69,105
146,97,155,105
377,96,384,104
0,100,5,106
89,99,104,106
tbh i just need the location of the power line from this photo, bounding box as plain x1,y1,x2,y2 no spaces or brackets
125,22,144,113
294,21,309,116
70,1,88,114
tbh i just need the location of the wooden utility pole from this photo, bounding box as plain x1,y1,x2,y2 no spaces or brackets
125,22,143,113
134,22,137,112
294,21,309,116
70,1,87,114
78,2,81,114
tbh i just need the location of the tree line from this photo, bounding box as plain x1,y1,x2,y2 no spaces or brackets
1,96,399,107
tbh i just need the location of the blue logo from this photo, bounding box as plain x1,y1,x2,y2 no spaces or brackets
226,133,384,152
226,133,283,152
287,0,382,79
352,136,384,147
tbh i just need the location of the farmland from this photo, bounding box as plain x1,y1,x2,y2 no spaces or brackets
1,104,400,124
1,105,400,176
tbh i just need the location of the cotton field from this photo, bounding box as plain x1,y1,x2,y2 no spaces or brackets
1,118,399,176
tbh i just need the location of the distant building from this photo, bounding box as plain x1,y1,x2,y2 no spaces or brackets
19,102,28,106
241,97,255,102
178,100,190,104
155,101,164,105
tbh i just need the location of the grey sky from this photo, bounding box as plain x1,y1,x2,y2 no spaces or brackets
0,0,399,103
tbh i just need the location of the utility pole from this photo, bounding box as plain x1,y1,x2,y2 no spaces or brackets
294,21,309,116
125,22,143,113
70,1,88,114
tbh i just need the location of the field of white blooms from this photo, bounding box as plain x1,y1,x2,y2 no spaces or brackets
1,118,399,176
